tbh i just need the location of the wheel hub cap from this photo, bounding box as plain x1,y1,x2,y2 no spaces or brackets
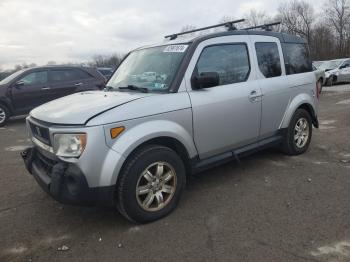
136,162,177,212
294,117,309,148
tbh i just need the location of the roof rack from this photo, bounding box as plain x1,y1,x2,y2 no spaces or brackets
164,19,245,40
243,21,281,31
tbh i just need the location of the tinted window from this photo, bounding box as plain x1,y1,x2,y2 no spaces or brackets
49,69,91,82
283,43,312,75
255,42,282,78
50,70,74,82
195,44,250,86
73,69,93,79
19,71,48,85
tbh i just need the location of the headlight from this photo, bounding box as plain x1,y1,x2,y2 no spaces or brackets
53,133,87,157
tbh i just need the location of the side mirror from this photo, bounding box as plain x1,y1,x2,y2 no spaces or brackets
14,80,25,87
340,64,349,69
191,72,220,89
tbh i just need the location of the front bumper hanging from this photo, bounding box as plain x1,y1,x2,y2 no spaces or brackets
21,147,115,207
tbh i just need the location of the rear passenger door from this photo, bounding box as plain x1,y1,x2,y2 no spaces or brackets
185,35,262,159
251,36,291,139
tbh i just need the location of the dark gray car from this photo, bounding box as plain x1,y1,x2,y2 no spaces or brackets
0,66,106,126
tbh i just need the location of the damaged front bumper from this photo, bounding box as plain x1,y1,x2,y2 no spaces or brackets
21,147,115,207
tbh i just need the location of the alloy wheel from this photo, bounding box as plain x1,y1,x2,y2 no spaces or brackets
294,117,309,148
136,161,177,212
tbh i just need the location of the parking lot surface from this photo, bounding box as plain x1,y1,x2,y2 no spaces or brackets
1,85,350,262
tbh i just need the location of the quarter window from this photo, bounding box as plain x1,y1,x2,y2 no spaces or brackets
19,71,48,85
255,42,282,78
195,44,250,87
282,43,312,75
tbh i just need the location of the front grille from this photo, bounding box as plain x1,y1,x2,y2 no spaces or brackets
29,121,51,145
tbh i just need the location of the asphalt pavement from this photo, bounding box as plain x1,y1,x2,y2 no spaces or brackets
1,85,350,262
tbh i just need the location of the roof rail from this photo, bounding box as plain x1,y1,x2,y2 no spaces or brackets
243,21,281,31
164,19,245,40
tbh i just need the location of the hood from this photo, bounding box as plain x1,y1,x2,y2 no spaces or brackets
30,91,152,125
325,68,338,76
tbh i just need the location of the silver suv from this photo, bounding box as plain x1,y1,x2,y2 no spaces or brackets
22,22,319,223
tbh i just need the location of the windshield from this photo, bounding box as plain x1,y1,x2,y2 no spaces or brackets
0,69,25,85
107,44,189,92
319,60,343,70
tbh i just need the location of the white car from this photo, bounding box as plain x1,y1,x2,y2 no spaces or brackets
319,59,350,86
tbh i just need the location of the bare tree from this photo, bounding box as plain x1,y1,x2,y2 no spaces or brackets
325,0,350,56
243,9,272,28
91,54,123,68
278,0,315,43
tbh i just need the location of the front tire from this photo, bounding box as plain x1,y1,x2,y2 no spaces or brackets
281,109,312,155
116,145,186,223
0,105,9,127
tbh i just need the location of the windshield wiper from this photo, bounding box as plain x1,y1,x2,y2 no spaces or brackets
118,85,149,93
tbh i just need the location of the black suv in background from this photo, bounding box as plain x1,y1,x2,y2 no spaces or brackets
0,66,106,126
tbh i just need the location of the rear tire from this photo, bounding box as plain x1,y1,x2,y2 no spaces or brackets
0,105,9,127
116,145,186,223
281,109,312,155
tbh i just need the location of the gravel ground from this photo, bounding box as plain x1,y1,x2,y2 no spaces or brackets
0,84,350,262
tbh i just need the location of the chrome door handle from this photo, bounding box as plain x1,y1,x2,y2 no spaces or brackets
75,82,83,86
41,87,51,90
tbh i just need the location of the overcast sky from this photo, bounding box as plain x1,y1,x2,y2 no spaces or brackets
0,0,319,70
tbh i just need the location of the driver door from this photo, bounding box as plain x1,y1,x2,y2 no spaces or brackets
11,70,49,114
185,35,262,159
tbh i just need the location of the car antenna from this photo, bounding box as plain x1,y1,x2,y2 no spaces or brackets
242,21,281,31
164,19,245,40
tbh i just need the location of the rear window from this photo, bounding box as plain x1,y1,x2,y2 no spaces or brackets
282,43,312,75
255,42,282,78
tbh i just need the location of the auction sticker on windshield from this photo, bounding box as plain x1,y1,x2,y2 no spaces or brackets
163,45,188,53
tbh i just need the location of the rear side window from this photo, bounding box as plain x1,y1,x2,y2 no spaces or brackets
19,71,48,85
72,69,93,79
255,42,282,78
195,44,250,86
50,70,74,82
283,43,312,75
50,69,93,82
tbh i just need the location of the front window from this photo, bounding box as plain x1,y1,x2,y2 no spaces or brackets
107,44,189,92
0,69,26,85
19,71,48,85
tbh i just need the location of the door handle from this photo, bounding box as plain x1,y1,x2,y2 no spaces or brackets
249,90,263,102
75,82,83,87
41,87,51,90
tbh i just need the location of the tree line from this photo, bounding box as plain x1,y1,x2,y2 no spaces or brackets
1,0,350,81
180,0,350,61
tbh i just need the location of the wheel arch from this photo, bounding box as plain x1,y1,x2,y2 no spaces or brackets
0,99,12,115
280,94,318,129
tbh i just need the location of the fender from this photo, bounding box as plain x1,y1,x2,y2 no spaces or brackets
102,116,197,185
104,118,197,159
0,95,14,114
280,93,317,129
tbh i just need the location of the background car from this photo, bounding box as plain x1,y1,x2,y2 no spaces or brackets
97,67,114,80
0,65,106,126
319,58,350,86
312,61,324,69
